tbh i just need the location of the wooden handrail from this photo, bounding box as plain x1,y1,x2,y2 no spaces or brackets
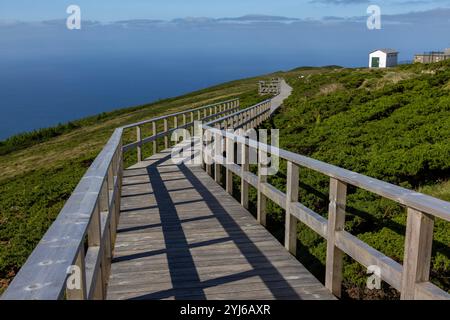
1,98,240,300
121,98,239,129
2,128,124,299
259,78,282,95
201,104,450,300
122,102,241,153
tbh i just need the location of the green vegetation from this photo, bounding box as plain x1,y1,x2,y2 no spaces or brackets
253,60,450,299
1,61,449,299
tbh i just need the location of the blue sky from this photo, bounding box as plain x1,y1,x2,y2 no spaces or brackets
1,0,450,21
1,1,449,138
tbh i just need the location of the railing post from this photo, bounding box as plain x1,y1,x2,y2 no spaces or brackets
173,116,178,148
325,178,347,298
88,201,102,250
136,126,142,162
152,121,157,154
205,128,212,176
285,161,299,255
257,147,268,226
243,111,248,130
241,134,249,209
88,203,105,300
200,123,205,171
214,125,222,184
65,245,87,300
225,133,234,195
190,112,194,135
163,118,169,149
112,156,120,246
99,179,111,297
401,208,434,300
116,137,123,223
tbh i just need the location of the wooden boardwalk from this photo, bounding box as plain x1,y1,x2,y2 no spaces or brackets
106,149,335,300
3,86,449,301
270,79,292,114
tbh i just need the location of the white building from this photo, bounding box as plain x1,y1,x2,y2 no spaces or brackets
369,49,399,68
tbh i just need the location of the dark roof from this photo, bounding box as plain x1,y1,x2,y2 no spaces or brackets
370,49,398,54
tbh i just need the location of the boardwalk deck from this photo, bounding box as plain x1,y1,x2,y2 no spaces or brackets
106,149,336,300
270,79,292,114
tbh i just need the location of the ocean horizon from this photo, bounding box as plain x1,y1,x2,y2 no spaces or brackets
1,12,447,140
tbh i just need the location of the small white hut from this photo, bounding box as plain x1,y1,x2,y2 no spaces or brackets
369,49,398,68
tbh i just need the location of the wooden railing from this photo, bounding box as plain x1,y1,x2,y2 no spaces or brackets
2,128,124,300
1,98,240,300
122,98,240,159
3,92,449,300
201,107,450,300
259,78,281,95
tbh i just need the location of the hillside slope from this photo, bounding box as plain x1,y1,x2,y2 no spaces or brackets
258,61,450,299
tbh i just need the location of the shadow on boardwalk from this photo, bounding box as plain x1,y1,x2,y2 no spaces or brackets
107,150,335,300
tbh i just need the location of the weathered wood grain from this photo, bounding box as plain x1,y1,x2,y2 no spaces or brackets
106,150,335,300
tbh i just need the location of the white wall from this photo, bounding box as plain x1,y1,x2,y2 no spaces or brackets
369,51,387,68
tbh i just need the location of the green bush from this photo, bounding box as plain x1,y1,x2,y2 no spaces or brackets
260,60,450,298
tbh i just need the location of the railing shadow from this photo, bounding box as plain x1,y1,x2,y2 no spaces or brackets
116,152,304,300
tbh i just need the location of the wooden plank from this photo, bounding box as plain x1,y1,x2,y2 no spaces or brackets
285,162,299,255
66,246,87,300
414,282,450,300
401,208,434,300
214,127,222,184
257,149,267,226
325,178,347,298
152,121,157,154
260,183,286,209
335,230,403,291
106,149,335,300
290,202,328,238
225,136,234,195
136,126,142,162
84,246,102,299
241,139,249,209
163,118,168,149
